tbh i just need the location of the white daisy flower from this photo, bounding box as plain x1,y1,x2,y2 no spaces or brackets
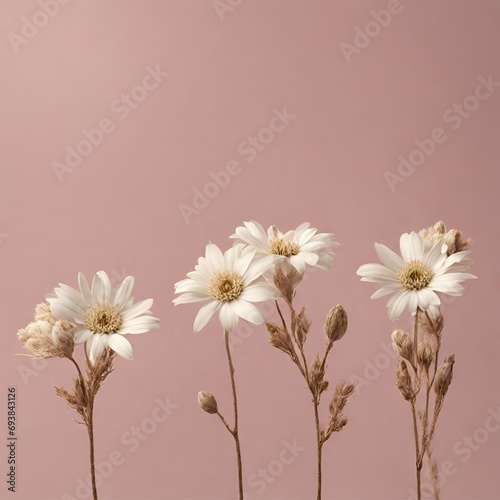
47,271,159,364
230,221,338,275
173,243,278,332
356,232,476,320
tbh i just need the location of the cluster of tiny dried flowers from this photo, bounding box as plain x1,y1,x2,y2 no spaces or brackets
17,303,75,360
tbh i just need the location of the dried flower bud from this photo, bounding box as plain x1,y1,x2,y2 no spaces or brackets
273,267,298,304
417,338,433,371
395,359,414,401
419,310,444,338
198,391,218,414
296,307,311,346
309,354,327,401
324,381,355,441
391,330,413,361
324,305,348,343
17,320,74,359
434,354,455,398
267,322,294,357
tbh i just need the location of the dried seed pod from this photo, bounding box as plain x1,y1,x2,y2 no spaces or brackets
198,391,218,414
396,359,414,401
391,330,414,362
434,354,455,398
324,305,348,343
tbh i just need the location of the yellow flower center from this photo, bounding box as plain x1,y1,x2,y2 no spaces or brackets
209,270,244,302
84,303,122,334
269,237,300,257
397,261,433,290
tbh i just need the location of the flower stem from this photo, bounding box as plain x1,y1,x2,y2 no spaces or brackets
224,330,243,500
314,401,323,500
412,310,422,500
86,396,98,500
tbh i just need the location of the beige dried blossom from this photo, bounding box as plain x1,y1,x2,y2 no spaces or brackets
417,338,434,371
324,381,356,441
273,267,299,304
295,307,311,346
18,319,74,359
391,330,414,362
396,360,414,401
434,354,455,398
419,221,471,256
198,391,218,414
267,322,294,358
324,305,348,343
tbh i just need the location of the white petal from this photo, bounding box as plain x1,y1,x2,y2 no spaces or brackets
74,329,92,344
56,284,88,312
370,283,402,299
290,255,307,274
231,299,266,325
50,294,87,319
174,278,209,295
240,283,278,302
112,276,135,310
233,248,256,277
219,302,238,332
205,244,225,273
78,273,94,306
387,291,410,320
173,292,210,305
242,255,274,284
357,263,397,282
120,316,160,334
108,334,134,360
87,335,105,365
49,302,78,323
96,271,112,302
193,300,220,332
374,243,405,272
121,298,154,320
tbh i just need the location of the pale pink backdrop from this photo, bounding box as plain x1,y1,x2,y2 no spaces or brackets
1,1,499,499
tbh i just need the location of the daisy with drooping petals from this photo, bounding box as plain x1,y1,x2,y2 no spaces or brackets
173,243,278,332
230,221,338,275
47,270,159,364
356,231,476,320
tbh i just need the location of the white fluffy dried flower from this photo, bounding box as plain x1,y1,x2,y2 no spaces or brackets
18,319,74,359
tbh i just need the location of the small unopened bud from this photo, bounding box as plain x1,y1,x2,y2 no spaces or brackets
296,307,311,346
324,305,348,342
395,360,414,401
434,354,455,398
391,330,413,361
198,391,218,414
417,338,433,371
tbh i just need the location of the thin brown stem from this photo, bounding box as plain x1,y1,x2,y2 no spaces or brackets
410,401,421,500
412,309,422,500
224,330,243,500
314,401,323,500
86,395,98,500
275,301,306,378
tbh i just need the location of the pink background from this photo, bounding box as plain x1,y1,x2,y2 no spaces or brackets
1,1,499,499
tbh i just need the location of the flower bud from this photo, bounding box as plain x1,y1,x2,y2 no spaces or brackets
391,330,413,361
417,338,433,371
324,305,348,342
198,391,218,414
395,360,414,401
434,354,455,398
